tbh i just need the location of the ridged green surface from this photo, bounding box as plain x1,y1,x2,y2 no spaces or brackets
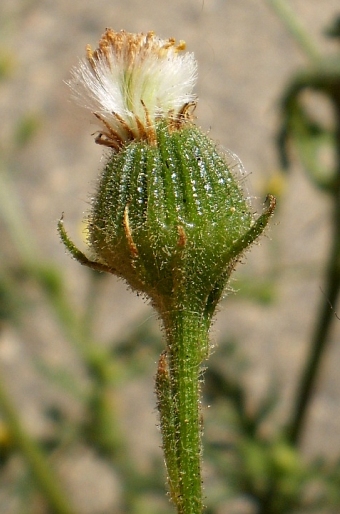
89,122,255,314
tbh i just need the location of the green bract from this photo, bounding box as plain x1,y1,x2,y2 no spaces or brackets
60,121,275,320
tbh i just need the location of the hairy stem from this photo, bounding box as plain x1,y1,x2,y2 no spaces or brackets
158,308,210,514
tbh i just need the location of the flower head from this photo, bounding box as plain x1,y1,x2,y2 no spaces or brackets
69,29,198,150
61,27,276,317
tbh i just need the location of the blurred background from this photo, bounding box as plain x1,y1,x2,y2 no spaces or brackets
1,1,340,513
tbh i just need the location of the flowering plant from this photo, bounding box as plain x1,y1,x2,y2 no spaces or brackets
59,29,275,513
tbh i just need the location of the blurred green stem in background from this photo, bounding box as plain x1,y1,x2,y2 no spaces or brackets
0,161,137,510
282,77,340,445
0,377,75,514
266,0,321,63
269,2,340,445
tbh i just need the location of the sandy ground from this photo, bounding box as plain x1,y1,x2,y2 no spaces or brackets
1,0,340,512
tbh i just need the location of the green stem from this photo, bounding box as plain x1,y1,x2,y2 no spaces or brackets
0,376,75,514
156,352,180,506
265,0,321,63
159,308,210,514
0,161,38,265
288,99,340,445
288,215,340,444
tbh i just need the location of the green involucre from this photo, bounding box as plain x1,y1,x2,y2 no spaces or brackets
88,122,272,316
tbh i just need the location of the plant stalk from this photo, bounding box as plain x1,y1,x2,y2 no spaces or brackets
288,99,340,445
265,0,321,63
157,307,210,514
0,376,75,514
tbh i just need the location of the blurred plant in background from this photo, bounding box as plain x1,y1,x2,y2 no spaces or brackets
203,3,340,513
0,2,340,514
